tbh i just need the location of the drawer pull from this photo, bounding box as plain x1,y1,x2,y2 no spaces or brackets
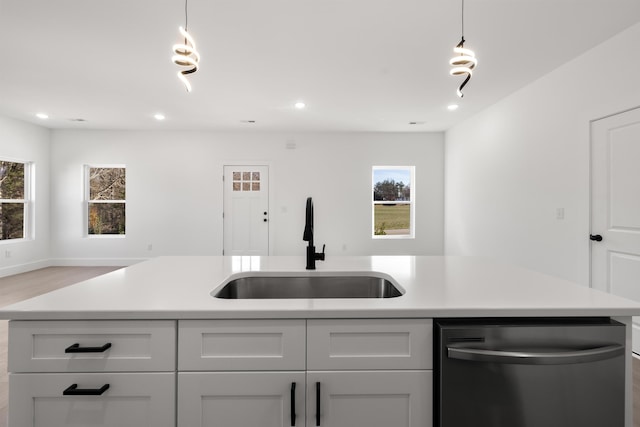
315,382,321,426
63,383,110,396
65,343,112,353
290,382,297,426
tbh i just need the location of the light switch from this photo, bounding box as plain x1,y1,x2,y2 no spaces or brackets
556,208,565,220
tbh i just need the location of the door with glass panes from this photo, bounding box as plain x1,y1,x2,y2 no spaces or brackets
223,165,269,256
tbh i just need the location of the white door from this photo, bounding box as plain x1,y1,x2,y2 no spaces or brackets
306,371,432,427
591,106,640,353
178,371,306,427
223,165,269,256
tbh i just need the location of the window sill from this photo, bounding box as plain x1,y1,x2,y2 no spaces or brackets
372,235,415,240
0,238,33,244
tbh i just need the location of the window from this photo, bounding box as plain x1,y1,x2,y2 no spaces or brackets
372,166,414,238
86,166,126,235
232,170,261,192
0,160,31,241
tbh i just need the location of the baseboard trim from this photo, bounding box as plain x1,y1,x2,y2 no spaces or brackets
51,258,148,267
0,259,53,278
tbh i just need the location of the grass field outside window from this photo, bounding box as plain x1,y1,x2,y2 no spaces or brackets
372,166,414,238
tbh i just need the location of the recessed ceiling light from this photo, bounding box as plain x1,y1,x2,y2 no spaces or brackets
240,120,256,124
447,104,459,111
154,113,166,121
409,121,426,125
35,113,49,119
294,102,306,109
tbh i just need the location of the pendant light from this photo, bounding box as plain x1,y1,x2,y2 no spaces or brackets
172,0,200,92
449,0,477,98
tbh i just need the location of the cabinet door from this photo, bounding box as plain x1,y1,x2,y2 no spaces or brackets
307,370,432,427
9,372,175,427
178,371,306,427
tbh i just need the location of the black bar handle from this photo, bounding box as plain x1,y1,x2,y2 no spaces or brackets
590,234,603,242
65,343,112,353
316,382,321,426
63,383,110,396
290,382,296,426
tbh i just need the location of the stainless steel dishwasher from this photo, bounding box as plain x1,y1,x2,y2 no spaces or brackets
435,318,626,427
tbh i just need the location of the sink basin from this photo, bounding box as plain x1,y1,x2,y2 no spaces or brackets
213,274,404,299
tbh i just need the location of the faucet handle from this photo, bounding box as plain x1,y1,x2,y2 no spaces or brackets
316,244,326,261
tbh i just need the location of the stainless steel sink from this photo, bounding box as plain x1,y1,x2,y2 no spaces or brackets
213,274,404,299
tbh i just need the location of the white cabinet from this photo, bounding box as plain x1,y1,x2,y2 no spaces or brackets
9,320,176,372
9,372,175,427
8,320,176,427
179,319,306,371
307,318,432,369
178,319,306,427
177,370,432,427
178,372,306,427
177,318,433,427
307,370,432,427
7,318,432,427
306,319,432,427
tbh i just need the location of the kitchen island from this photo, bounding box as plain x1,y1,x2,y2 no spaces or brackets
1,255,639,426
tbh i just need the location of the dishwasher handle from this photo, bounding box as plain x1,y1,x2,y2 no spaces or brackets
447,344,624,365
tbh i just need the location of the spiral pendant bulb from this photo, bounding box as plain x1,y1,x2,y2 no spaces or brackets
449,38,476,97
172,26,200,92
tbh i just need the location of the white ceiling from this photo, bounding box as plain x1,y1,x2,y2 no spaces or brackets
1,0,639,132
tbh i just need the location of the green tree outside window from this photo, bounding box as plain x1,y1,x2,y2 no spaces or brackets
87,167,126,235
0,161,26,240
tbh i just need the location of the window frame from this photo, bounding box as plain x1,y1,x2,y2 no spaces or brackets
371,165,415,239
84,164,126,238
0,158,33,243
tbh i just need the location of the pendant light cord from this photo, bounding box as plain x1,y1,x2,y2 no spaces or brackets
184,0,189,31
458,0,465,47
461,0,464,39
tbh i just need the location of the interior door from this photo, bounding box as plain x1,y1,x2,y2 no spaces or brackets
590,107,640,353
223,165,269,256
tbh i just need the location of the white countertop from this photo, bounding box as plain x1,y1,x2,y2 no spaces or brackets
2,256,640,320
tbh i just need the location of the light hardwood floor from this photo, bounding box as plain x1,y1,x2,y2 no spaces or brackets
0,266,638,427
0,266,122,427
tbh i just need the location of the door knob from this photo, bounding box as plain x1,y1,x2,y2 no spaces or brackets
590,234,603,241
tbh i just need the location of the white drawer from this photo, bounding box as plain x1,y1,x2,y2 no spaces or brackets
9,372,175,427
8,320,176,373
178,319,306,371
307,318,432,370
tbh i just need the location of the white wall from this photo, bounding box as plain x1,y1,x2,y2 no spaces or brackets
50,131,444,264
0,115,51,276
445,22,640,285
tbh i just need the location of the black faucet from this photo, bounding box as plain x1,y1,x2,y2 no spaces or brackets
303,197,325,270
